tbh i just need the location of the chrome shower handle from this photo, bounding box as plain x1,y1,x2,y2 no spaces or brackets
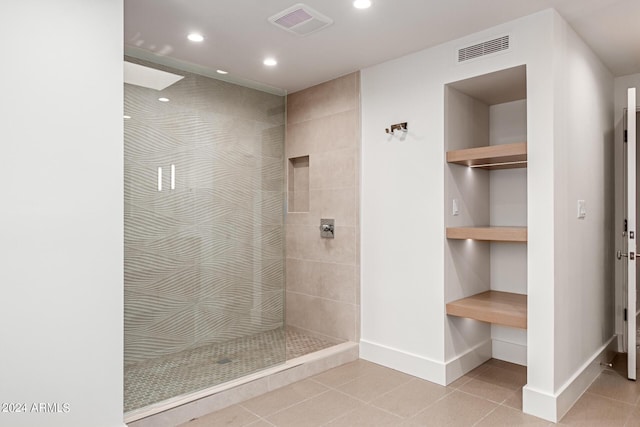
319,224,334,232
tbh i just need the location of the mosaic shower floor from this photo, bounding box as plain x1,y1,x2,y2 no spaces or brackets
124,329,337,412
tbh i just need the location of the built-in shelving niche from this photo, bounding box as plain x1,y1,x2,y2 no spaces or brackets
288,155,309,213
444,65,528,371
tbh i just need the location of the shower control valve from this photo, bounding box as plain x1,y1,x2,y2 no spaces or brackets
319,219,335,239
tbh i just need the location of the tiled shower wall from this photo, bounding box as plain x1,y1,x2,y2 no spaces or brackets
124,59,285,366
285,72,361,343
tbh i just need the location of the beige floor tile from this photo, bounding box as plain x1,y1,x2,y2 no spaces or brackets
485,359,528,375
370,378,451,418
178,404,259,427
336,366,414,402
587,369,640,405
559,392,635,426
402,390,498,426
467,362,492,377
240,379,328,417
457,377,515,404
625,406,640,426
472,365,527,391
246,421,275,427
324,404,403,426
447,374,473,389
265,390,362,427
444,362,495,391
311,359,393,388
503,389,524,410
475,405,551,426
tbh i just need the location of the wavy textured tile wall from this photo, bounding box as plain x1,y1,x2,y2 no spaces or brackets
124,60,285,366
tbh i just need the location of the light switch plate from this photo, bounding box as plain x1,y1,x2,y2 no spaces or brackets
452,199,459,216
577,200,586,219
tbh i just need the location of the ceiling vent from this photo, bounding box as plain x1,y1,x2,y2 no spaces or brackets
458,35,511,63
268,3,333,36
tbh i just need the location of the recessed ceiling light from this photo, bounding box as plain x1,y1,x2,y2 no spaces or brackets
353,0,371,9
123,115,131,119
187,33,204,42
216,69,229,75
158,97,170,102
263,58,277,66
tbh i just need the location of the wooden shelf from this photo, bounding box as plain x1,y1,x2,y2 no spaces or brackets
446,226,527,242
446,142,527,170
446,290,527,329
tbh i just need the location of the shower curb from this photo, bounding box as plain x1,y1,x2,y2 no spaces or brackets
125,341,359,427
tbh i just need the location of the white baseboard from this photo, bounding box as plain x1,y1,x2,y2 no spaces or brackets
492,339,527,366
359,339,447,385
360,338,493,386
523,335,616,422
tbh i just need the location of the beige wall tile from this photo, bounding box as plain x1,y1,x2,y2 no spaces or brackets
287,73,359,125
286,258,357,303
286,110,359,157
309,148,357,190
286,188,357,227
285,211,310,226
285,71,360,342
315,188,357,227
285,126,314,160
286,291,357,341
288,225,356,264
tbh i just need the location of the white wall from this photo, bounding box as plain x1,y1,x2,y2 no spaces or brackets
361,9,557,386
361,8,614,422
551,12,614,398
0,1,124,426
490,100,528,365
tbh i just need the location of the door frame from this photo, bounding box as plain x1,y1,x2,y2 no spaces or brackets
614,88,638,380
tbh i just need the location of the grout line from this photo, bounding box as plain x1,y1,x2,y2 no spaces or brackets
365,401,408,420
285,290,358,305
257,388,334,420
471,404,501,427
584,391,637,407
406,387,457,421
255,417,276,427
455,387,511,405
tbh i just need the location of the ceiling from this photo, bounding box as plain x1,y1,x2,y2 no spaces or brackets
124,0,640,95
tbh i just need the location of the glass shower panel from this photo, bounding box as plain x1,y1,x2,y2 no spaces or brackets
123,59,285,412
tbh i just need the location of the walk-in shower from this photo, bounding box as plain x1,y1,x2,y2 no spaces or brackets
123,59,336,414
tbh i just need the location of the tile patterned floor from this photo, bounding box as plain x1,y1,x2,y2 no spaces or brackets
125,328,336,412
180,353,640,427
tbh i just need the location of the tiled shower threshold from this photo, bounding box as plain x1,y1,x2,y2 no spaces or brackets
125,330,358,426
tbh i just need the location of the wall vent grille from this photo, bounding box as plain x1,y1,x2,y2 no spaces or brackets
458,35,510,62
268,3,333,36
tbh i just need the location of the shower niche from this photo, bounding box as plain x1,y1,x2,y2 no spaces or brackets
288,155,310,213
444,65,528,371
